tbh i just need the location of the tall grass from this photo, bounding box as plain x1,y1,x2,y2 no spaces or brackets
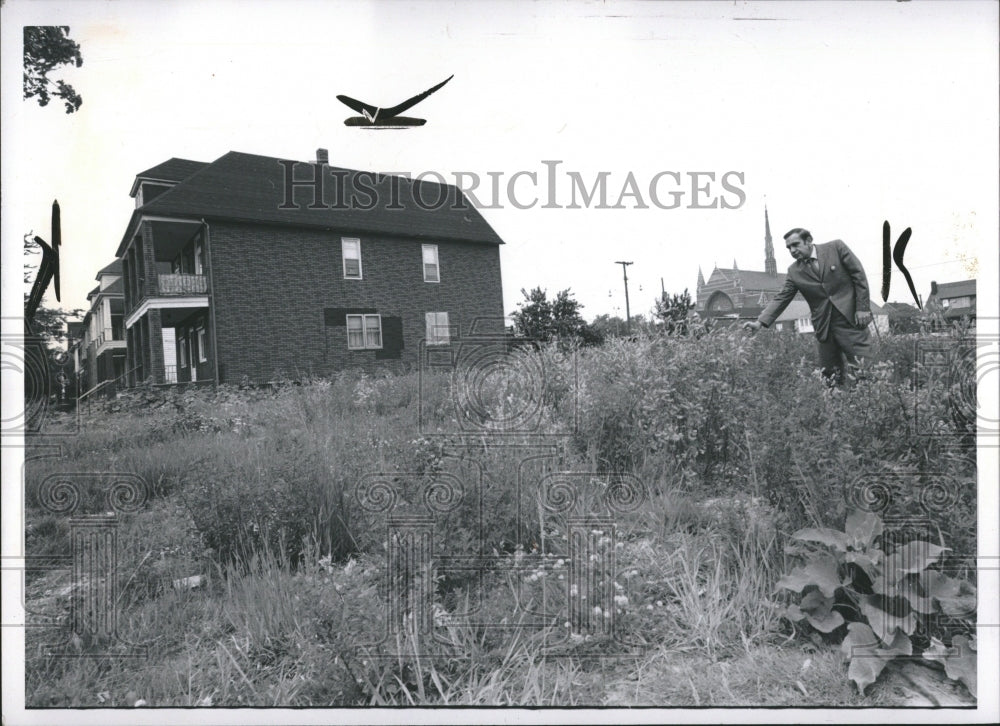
23,326,976,706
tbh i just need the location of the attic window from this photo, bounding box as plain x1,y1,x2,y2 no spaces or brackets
342,238,362,279
138,182,171,206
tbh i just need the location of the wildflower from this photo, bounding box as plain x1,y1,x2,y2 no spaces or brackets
593,606,603,616
614,594,629,607
656,600,663,607
646,604,654,611
555,559,565,567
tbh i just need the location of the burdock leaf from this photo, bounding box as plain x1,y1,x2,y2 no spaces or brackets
943,635,977,698
937,592,977,618
806,607,845,633
782,603,807,622
798,589,845,632
860,595,916,644
844,550,880,572
793,527,851,552
885,541,948,580
842,622,891,693
898,576,936,615
775,554,843,598
845,510,883,551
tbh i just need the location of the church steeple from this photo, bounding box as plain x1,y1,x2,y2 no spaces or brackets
697,266,705,289
764,206,777,276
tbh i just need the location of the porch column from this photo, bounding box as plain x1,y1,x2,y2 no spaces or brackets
139,221,159,297
147,309,165,384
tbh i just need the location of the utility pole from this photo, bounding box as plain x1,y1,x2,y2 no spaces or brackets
615,261,633,335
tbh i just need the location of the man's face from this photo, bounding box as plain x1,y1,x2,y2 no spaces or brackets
785,233,814,261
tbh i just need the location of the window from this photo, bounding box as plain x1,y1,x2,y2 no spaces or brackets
422,244,439,283
194,240,205,275
425,312,450,345
197,328,208,363
342,238,362,279
347,314,382,350
179,337,188,368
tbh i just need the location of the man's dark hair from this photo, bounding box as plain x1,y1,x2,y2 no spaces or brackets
783,228,812,243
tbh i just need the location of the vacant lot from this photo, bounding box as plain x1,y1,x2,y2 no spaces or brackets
23,328,977,707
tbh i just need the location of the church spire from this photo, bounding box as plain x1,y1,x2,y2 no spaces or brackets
697,265,705,289
764,205,777,276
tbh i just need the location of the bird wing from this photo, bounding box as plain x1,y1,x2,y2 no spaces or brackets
336,94,379,117
382,75,453,118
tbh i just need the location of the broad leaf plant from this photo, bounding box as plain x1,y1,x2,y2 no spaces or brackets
777,509,977,695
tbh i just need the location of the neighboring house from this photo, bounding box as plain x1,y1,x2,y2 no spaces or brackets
696,208,803,321
881,301,922,333
115,149,505,386
69,260,127,397
66,320,86,398
925,279,976,323
773,299,889,336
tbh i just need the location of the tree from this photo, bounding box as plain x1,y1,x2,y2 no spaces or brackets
24,26,84,114
590,313,628,340
654,288,698,336
510,287,598,345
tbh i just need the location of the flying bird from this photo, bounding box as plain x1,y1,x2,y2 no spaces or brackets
337,75,454,128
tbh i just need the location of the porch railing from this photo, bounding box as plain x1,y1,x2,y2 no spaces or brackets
158,273,208,295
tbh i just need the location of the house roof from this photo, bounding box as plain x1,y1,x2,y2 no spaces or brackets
882,301,921,317
774,300,812,323
118,151,505,256
129,158,210,196
936,279,976,299
96,259,122,278
707,268,786,291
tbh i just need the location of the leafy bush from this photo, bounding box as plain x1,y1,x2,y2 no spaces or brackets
777,509,976,695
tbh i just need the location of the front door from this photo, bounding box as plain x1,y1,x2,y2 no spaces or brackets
188,331,198,382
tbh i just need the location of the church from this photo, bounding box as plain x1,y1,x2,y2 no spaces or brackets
695,208,798,322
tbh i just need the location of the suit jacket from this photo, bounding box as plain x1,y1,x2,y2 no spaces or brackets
758,239,871,341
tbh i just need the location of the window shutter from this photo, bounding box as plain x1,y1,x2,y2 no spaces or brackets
376,316,404,359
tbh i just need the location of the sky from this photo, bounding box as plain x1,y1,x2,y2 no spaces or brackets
2,0,997,327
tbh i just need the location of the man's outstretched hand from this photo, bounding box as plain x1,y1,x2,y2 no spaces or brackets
743,320,763,333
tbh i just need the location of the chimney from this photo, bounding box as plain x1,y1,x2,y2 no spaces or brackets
316,148,329,165
930,281,938,295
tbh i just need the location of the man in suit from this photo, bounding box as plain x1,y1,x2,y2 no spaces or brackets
744,228,873,384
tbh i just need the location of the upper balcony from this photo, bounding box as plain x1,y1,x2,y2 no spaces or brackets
122,218,208,318
96,325,126,349
159,273,208,295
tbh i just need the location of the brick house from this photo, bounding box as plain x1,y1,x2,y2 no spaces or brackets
116,150,505,386
926,279,976,323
